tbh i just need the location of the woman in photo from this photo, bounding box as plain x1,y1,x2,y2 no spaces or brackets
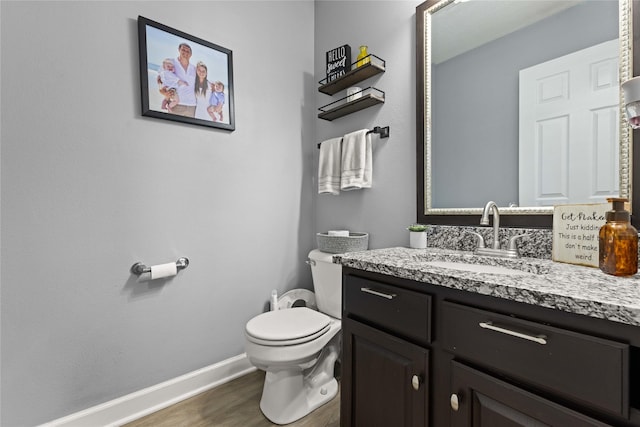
194,61,213,121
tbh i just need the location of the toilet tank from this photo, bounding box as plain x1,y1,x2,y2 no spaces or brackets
308,249,342,319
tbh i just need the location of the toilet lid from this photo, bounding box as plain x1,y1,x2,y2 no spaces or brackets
246,307,331,345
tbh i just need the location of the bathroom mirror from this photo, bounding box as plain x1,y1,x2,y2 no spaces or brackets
416,0,633,227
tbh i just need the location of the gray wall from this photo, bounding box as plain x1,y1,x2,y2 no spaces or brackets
314,1,419,249
1,1,420,425
432,1,618,208
1,1,316,425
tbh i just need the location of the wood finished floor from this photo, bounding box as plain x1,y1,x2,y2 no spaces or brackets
122,370,340,427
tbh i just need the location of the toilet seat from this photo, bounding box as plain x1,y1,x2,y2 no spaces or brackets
246,307,332,346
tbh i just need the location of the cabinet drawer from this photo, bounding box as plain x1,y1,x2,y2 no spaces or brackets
344,276,431,346
441,301,629,418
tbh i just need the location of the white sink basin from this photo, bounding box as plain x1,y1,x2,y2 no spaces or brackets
411,251,551,275
424,260,534,276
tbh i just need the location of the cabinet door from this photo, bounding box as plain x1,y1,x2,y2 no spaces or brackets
341,318,429,427
450,361,610,427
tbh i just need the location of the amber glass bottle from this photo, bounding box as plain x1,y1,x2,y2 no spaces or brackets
599,198,638,276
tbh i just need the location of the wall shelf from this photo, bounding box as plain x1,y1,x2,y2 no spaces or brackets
318,55,385,95
318,87,385,121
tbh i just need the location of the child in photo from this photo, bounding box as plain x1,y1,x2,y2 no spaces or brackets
163,87,179,112
158,58,186,112
207,81,225,121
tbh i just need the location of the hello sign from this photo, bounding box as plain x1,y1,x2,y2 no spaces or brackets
326,44,351,83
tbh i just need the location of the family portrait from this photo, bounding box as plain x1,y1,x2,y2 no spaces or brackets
138,16,235,131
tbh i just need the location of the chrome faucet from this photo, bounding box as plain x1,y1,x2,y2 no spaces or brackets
480,201,500,250
472,201,528,259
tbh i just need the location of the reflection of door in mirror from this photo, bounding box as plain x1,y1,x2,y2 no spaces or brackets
519,39,620,207
430,1,619,209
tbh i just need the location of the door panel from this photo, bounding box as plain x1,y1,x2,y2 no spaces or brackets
519,39,619,206
450,361,610,427
341,318,429,427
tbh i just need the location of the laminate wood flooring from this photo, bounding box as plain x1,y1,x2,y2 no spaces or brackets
122,370,340,427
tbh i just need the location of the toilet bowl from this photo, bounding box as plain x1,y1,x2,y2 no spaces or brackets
244,250,342,425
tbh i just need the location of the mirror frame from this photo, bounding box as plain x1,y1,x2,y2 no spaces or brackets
416,0,634,228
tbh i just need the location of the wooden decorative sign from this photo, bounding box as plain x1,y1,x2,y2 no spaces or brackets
326,44,351,83
552,203,608,267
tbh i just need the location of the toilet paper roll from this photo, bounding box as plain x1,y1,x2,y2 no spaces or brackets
347,87,362,102
328,230,350,237
150,262,177,280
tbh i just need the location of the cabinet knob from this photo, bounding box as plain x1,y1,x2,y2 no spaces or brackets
411,375,421,391
450,393,460,411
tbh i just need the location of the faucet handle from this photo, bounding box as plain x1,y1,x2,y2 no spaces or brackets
507,233,530,251
465,231,486,248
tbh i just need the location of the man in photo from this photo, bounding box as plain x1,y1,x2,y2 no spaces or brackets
163,43,197,118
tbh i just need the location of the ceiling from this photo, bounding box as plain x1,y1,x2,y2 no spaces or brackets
431,0,585,64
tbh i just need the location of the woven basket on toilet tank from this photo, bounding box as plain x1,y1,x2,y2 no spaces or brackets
316,232,369,254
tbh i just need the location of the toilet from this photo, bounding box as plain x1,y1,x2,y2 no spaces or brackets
244,249,342,425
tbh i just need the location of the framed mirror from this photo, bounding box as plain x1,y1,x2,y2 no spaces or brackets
416,0,633,227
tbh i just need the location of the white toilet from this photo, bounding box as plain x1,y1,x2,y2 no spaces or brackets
244,249,342,425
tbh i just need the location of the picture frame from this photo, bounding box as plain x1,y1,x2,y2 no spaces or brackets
138,16,235,131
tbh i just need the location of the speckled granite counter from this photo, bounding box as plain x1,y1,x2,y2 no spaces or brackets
334,247,640,327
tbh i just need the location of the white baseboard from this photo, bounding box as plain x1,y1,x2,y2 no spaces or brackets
40,353,256,427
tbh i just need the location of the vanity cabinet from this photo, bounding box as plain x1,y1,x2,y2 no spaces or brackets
450,361,610,427
442,301,629,418
341,275,431,427
340,268,640,427
342,319,429,426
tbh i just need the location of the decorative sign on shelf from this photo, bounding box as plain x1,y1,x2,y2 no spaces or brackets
326,44,351,83
552,203,608,267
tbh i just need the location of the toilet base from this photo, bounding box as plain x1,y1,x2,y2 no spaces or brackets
259,370,338,425
258,335,340,425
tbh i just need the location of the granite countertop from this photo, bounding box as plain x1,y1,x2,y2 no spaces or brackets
334,247,640,327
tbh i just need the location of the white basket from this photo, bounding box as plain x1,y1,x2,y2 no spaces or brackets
316,232,369,254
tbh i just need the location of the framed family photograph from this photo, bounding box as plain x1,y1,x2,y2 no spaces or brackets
138,16,235,131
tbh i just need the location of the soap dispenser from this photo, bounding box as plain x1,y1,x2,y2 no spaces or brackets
599,198,638,276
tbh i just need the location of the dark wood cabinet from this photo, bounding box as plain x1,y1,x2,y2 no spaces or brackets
340,268,640,427
341,319,429,427
441,301,630,418
450,361,610,427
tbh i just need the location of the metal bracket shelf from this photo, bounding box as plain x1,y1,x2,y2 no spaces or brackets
318,87,385,121
318,54,386,95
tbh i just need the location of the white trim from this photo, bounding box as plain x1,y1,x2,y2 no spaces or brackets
40,353,255,427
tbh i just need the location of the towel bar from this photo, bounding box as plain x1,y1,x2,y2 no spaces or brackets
368,126,390,138
317,126,389,148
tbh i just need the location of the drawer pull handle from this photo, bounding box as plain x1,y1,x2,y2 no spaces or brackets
411,375,421,391
450,393,460,411
479,321,547,345
360,287,396,300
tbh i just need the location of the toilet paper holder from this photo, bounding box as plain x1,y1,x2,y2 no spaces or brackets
131,257,190,276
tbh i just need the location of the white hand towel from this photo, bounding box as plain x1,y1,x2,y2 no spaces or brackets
318,137,343,195
340,129,372,191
